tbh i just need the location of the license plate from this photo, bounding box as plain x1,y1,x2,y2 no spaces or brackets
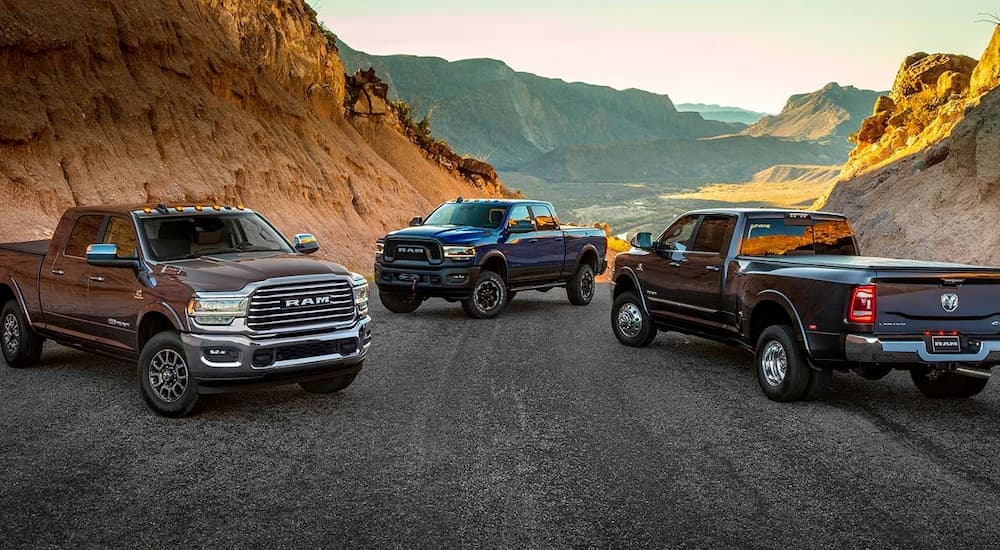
931,336,962,354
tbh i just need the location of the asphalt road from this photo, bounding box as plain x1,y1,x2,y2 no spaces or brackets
4,286,1000,549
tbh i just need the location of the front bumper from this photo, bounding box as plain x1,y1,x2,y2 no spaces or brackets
844,334,1000,365
374,262,480,299
181,316,371,392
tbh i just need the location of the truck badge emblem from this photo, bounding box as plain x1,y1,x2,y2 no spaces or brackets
133,289,144,300
941,293,959,313
285,295,333,308
636,263,643,272
398,247,424,255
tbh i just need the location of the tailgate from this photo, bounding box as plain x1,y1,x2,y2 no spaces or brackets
875,270,1000,335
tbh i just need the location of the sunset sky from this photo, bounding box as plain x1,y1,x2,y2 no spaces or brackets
312,0,995,113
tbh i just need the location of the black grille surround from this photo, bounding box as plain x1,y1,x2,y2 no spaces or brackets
384,238,443,264
247,278,356,333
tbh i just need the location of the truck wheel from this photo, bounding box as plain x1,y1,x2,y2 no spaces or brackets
379,291,422,313
612,291,656,347
461,271,507,319
567,264,596,306
755,325,811,402
910,368,989,398
1,300,43,368
300,372,358,394
138,332,200,417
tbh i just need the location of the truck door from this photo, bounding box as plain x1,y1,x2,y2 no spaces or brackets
39,214,105,340
499,205,538,283
86,216,141,352
668,215,737,328
642,214,700,319
528,204,566,281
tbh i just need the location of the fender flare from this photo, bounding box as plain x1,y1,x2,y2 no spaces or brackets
571,244,601,274
612,266,650,315
478,250,509,280
137,302,185,333
8,276,37,328
750,290,811,355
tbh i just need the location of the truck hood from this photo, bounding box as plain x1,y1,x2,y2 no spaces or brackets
386,225,495,244
154,253,351,293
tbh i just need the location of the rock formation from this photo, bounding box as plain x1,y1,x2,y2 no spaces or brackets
744,83,883,146
820,26,1000,265
0,0,511,271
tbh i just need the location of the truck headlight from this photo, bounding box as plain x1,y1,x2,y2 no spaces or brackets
376,240,384,255
187,297,248,326
443,246,476,259
352,272,369,316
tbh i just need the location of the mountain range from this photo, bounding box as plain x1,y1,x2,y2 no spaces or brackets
676,103,768,125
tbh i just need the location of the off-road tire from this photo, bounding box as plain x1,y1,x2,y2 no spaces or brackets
756,325,811,402
300,372,359,394
911,368,990,399
138,331,200,417
611,291,657,347
567,264,596,306
461,271,508,319
379,291,423,314
1,300,43,368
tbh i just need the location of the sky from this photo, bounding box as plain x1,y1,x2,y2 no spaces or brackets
312,1,997,113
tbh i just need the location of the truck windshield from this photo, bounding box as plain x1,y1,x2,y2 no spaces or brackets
139,213,293,261
741,217,857,257
423,203,508,229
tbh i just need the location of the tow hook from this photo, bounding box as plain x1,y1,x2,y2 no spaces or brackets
410,278,418,299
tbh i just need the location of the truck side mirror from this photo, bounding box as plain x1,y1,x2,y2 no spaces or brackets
631,232,653,250
85,244,136,268
508,220,535,234
409,217,423,227
293,234,320,255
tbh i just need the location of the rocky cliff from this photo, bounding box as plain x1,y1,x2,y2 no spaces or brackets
337,40,739,171
820,26,1000,265
0,0,509,271
744,83,883,148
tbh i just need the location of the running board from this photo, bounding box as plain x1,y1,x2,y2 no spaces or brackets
508,282,566,292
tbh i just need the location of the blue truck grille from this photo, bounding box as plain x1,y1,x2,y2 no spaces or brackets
385,239,442,263
247,279,356,332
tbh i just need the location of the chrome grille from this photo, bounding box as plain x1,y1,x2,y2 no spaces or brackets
248,278,355,332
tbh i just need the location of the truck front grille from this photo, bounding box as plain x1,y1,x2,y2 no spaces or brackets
385,239,442,263
247,278,355,332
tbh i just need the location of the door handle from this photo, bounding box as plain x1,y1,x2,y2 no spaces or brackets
705,266,721,272
89,275,105,283
51,269,65,276
554,237,564,242
528,238,539,243
669,262,681,268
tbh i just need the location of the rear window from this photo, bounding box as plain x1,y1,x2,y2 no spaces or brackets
741,217,857,257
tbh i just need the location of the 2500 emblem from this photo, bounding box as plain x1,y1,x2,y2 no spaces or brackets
285,296,332,308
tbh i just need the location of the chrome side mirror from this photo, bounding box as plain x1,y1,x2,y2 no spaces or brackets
293,234,320,255
631,232,653,250
86,244,136,267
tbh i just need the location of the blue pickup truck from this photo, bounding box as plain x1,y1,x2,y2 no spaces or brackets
375,198,608,318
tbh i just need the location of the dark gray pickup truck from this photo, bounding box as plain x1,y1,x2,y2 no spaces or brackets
611,208,1000,402
0,204,371,416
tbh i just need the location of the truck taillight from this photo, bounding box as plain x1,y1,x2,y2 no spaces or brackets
848,285,876,324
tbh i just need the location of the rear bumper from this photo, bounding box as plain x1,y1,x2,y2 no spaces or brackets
181,317,371,392
374,262,480,299
844,334,1000,364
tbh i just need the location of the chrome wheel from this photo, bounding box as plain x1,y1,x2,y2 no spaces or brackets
148,349,189,403
2,313,19,357
760,340,788,387
474,279,503,311
617,302,643,338
581,270,595,301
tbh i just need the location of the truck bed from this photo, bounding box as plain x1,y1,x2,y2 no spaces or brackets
742,254,1000,273
0,240,50,257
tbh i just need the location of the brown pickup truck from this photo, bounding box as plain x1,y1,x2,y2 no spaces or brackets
0,204,371,416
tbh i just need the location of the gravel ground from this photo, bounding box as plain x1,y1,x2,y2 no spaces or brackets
3,286,1000,549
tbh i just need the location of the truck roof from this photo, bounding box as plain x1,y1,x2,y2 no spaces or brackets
443,198,551,207
682,207,847,218
63,203,257,217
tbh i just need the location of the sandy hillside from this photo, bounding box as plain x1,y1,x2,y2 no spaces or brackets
820,26,1000,264
0,0,509,272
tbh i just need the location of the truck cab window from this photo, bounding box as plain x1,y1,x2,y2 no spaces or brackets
64,215,105,258
508,205,533,229
531,205,559,231
658,215,698,251
742,217,858,257
691,216,735,254
103,217,138,258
